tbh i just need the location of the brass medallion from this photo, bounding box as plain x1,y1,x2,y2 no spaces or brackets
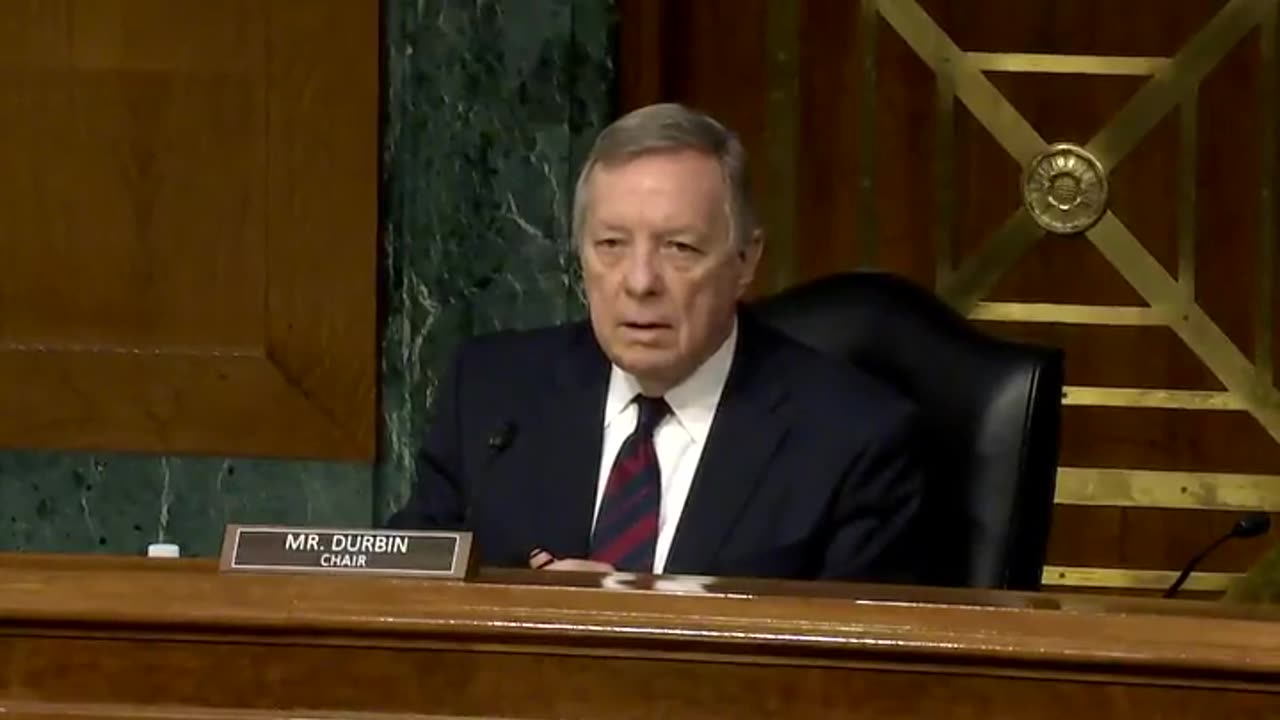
1021,143,1108,234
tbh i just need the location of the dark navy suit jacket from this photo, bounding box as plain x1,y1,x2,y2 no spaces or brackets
387,312,925,582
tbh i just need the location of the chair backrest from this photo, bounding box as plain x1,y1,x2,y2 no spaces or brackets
751,271,1064,590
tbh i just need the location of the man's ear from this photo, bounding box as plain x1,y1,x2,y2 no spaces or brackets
737,229,765,294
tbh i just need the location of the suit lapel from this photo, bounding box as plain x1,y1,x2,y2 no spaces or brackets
665,318,789,574
523,325,609,558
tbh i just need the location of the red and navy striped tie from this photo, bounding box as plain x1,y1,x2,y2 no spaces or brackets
589,394,671,572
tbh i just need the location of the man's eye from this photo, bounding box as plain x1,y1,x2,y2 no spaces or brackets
667,241,701,254
596,238,623,249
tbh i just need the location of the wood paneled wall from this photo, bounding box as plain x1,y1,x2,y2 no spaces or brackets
0,1,378,459
618,0,1280,594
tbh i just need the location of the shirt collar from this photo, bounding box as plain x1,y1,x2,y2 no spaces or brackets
604,320,738,444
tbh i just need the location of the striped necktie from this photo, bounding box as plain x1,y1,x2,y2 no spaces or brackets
589,394,671,572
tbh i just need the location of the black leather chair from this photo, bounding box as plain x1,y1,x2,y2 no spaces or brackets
751,271,1064,590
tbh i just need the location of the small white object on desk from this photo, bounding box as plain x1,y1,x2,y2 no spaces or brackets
147,543,181,559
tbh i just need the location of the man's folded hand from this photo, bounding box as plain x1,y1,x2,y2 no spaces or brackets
529,548,615,573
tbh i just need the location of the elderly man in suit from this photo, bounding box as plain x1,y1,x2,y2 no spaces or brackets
388,103,924,582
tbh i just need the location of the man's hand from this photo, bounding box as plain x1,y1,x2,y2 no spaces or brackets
528,548,615,573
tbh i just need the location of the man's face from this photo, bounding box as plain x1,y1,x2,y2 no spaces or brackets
579,149,762,392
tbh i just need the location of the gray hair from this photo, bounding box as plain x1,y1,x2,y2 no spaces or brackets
571,103,758,249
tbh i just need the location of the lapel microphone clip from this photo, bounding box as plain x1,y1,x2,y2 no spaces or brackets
488,421,517,453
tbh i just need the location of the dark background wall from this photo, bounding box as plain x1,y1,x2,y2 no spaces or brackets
0,0,615,557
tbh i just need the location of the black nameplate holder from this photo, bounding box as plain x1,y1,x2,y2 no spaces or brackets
219,524,474,580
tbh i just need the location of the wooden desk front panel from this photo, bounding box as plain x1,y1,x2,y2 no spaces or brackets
2,634,1278,719
1,556,1278,719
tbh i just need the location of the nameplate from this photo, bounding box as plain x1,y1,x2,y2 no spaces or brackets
218,525,473,579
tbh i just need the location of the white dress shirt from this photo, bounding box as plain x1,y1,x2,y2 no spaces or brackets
591,321,738,573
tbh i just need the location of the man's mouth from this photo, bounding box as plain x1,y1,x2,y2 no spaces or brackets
622,322,670,331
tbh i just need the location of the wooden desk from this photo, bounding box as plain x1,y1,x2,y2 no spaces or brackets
1,553,1278,719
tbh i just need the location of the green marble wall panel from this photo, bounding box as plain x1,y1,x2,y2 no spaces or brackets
375,0,612,519
0,0,615,555
0,453,368,557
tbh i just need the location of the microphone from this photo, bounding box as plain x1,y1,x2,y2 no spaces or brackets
466,422,516,534
1163,512,1271,598
487,421,517,453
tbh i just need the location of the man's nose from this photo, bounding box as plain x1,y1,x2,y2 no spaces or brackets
622,247,661,295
